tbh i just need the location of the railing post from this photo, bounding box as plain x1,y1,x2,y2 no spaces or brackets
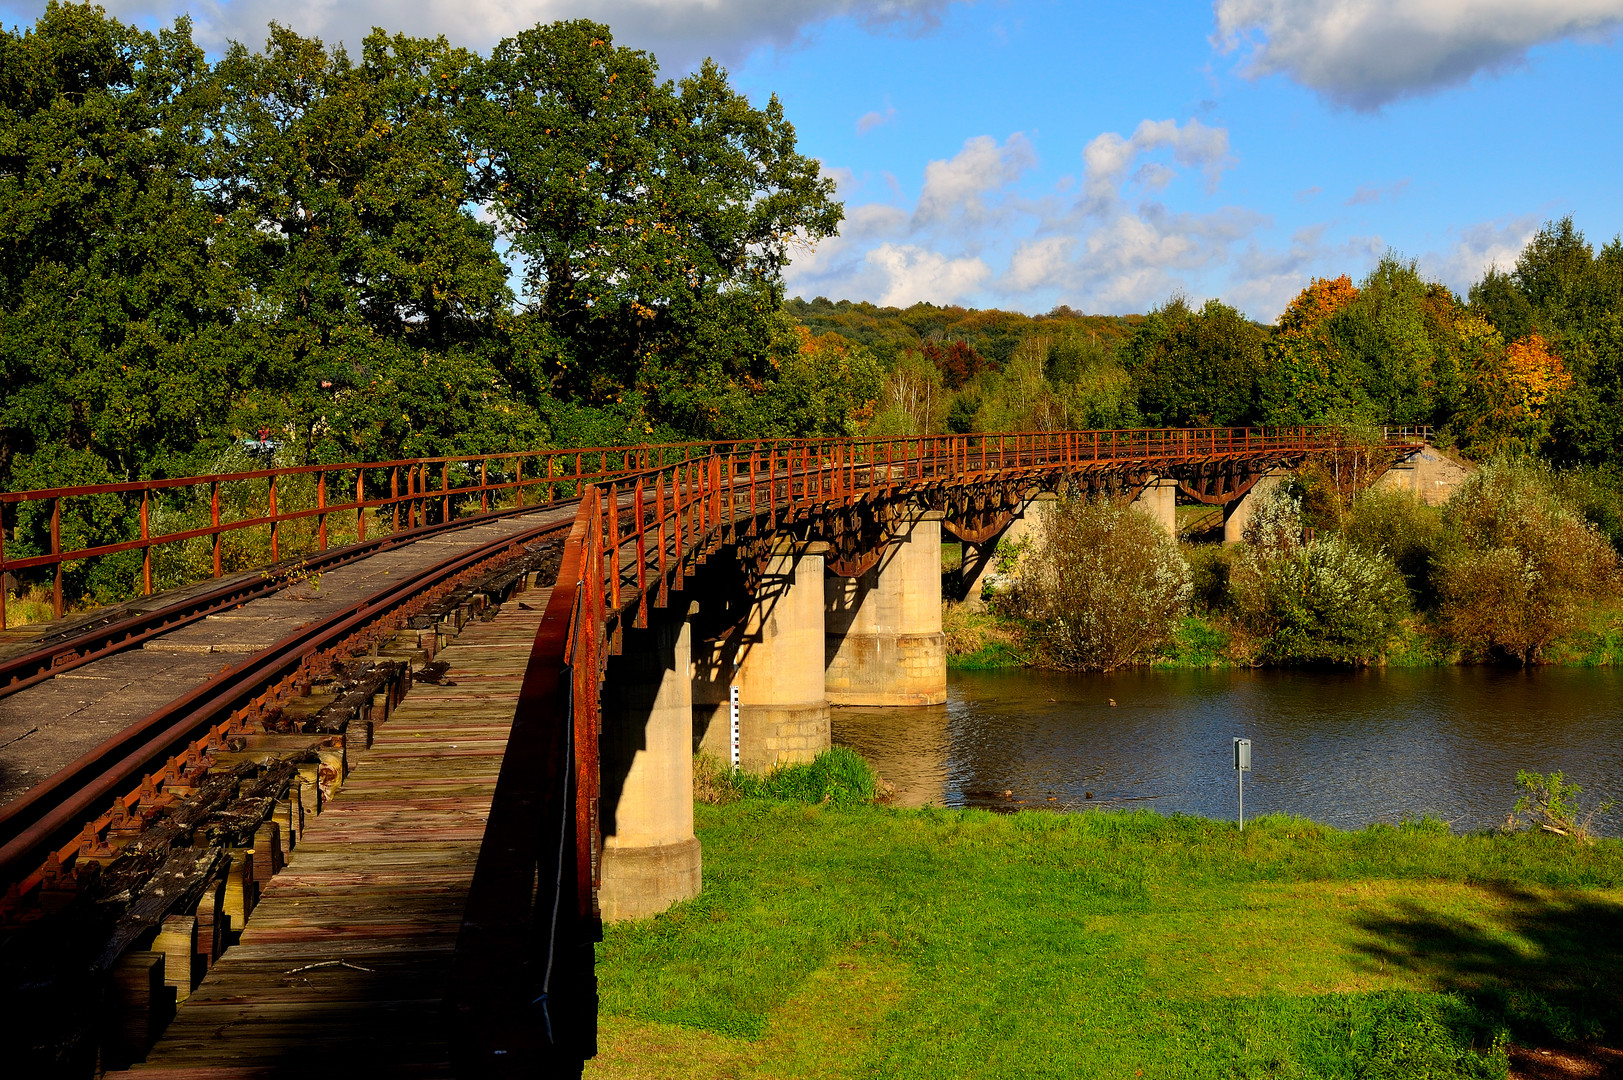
317,470,328,551
657,470,668,594
480,460,489,514
51,497,62,619
608,483,621,612
515,459,524,509
268,474,279,562
391,467,400,532
140,488,152,596
635,476,647,618
675,463,686,579
0,508,7,630
442,462,451,525
356,471,367,542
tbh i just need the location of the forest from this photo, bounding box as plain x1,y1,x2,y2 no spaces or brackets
4,5,1622,489
3,5,1623,635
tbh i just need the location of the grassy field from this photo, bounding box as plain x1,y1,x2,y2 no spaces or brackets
589,792,1623,1079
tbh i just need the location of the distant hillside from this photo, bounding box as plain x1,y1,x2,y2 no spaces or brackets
785,297,1141,368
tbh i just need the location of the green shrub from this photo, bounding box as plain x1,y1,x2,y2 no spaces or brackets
1342,486,1446,607
1437,460,1620,663
1183,543,1236,615
1511,770,1616,843
1233,534,1411,664
1007,494,1192,671
1230,485,1411,664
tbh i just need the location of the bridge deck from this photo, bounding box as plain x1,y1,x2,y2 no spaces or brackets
108,593,548,1078
0,510,570,810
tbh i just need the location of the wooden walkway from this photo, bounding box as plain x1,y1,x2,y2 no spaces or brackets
110,594,549,1078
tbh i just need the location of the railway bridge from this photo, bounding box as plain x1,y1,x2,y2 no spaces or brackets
0,427,1427,1077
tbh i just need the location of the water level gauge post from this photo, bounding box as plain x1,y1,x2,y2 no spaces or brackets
729,685,741,771
1233,738,1252,831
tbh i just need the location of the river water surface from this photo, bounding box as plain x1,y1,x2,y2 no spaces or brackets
832,666,1623,834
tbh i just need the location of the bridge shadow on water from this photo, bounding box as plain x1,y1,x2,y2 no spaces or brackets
1349,881,1623,1050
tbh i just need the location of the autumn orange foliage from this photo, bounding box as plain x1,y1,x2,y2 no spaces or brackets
1501,334,1572,421
1276,275,1359,337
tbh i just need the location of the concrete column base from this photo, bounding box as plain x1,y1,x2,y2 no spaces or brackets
695,701,832,770
824,631,947,706
597,836,702,923
739,701,830,770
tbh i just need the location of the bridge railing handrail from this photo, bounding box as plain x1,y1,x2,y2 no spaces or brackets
0,425,1427,630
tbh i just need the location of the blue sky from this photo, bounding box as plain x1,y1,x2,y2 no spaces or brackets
13,0,1621,319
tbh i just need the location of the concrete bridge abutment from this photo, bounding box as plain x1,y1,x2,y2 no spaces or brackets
598,602,702,922
825,512,947,706
692,542,831,771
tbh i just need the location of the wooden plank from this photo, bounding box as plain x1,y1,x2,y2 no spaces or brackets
116,597,543,1077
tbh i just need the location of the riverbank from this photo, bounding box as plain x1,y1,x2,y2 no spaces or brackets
589,789,1623,1079
944,602,1623,671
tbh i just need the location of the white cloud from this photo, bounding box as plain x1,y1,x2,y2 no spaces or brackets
92,0,958,67
1063,203,1268,312
1226,225,1385,320
788,117,1284,315
1005,236,1075,292
914,133,1037,226
865,243,991,306
1079,118,1233,214
1418,214,1541,294
856,99,897,134
1214,0,1623,109
1344,179,1410,206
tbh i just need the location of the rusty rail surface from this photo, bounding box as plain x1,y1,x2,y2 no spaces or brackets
0,502,591,700
0,514,572,913
448,424,1430,1077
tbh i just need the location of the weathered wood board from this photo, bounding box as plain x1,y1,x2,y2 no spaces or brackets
108,593,549,1078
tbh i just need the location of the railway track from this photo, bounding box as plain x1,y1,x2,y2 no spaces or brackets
0,505,574,1074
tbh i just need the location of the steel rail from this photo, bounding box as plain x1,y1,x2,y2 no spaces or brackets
0,511,573,891
0,499,585,701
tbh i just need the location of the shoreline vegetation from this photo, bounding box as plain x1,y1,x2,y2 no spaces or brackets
946,457,1623,672
946,602,1623,671
590,750,1623,1080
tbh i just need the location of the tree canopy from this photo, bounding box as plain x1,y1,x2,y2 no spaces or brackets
0,5,843,497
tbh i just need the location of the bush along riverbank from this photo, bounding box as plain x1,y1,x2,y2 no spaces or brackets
590,752,1623,1080
950,457,1623,671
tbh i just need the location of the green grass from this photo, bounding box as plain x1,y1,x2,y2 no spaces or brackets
942,603,1029,670
1546,602,1623,667
591,801,1623,1079
1154,615,1236,667
698,747,879,808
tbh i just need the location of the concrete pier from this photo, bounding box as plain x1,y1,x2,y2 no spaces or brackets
598,604,701,922
958,498,1049,610
825,512,947,706
1132,476,1179,537
1222,471,1287,544
693,543,830,771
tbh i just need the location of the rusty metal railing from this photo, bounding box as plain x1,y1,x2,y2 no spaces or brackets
445,423,1429,1077
0,427,1427,631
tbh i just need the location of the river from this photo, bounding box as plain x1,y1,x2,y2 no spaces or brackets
831,666,1623,835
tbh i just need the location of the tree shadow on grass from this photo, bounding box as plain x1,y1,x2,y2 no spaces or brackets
1351,882,1623,1045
